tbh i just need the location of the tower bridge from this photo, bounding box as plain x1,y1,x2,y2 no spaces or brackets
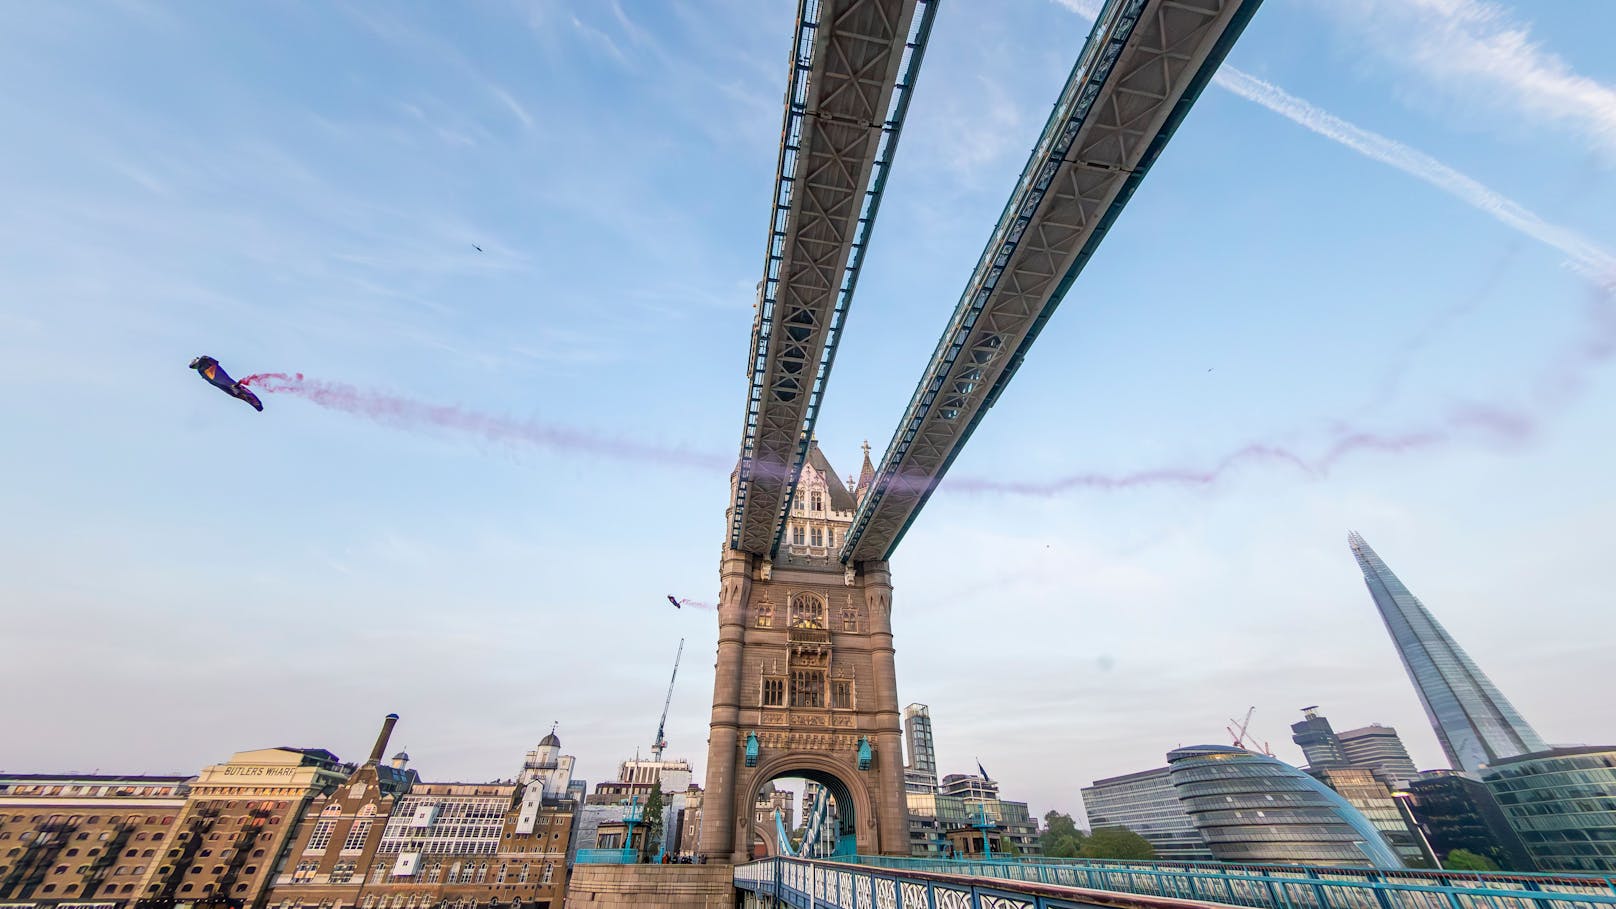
701,0,1265,873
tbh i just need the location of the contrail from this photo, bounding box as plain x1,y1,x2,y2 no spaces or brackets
1052,0,1616,282
240,372,728,471
1211,67,1616,280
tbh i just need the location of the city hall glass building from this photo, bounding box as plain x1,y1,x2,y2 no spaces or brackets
1168,745,1404,868
1348,532,1546,777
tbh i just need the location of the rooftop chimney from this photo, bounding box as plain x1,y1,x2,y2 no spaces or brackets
369,713,400,764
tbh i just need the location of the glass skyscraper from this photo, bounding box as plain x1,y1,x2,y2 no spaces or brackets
1348,532,1546,777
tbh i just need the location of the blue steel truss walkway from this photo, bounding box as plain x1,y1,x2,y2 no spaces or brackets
735,855,1616,909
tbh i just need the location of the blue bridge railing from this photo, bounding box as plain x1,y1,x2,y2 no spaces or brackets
734,856,1616,909
573,847,637,865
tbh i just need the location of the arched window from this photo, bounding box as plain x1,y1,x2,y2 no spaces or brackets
790,594,825,628
810,491,822,511
755,601,773,628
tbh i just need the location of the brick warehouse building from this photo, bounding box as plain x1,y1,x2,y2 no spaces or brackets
1,715,578,909
0,774,191,905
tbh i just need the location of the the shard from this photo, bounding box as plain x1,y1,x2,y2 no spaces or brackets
1348,532,1546,777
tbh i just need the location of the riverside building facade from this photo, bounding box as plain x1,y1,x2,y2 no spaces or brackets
1081,767,1213,861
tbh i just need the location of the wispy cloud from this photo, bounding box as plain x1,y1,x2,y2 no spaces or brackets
1050,0,1616,282
1212,68,1616,280
1313,0,1616,159
486,83,535,131
569,14,629,67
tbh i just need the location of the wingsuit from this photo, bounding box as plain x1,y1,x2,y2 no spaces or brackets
189,356,263,412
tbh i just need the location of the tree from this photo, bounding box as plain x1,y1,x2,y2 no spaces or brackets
1444,849,1499,872
1040,810,1087,858
641,787,666,862
1079,826,1155,860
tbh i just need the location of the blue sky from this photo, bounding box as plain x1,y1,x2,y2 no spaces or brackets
2,0,1613,821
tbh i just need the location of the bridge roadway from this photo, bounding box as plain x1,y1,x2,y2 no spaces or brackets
842,0,1263,564
729,0,938,558
736,855,1616,909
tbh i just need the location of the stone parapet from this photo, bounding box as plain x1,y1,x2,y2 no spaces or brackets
564,863,734,908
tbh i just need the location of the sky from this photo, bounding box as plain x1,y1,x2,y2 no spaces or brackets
1,0,1613,824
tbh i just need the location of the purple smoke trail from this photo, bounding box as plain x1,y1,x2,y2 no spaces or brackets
236,280,1614,499
672,597,717,611
949,284,1615,497
240,372,728,471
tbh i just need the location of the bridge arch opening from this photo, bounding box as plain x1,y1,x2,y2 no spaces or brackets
744,766,861,860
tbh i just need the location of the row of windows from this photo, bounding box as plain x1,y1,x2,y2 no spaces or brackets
1,814,178,825
789,525,836,547
760,673,853,708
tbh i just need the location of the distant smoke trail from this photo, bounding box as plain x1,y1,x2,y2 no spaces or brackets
951,285,1615,497
671,597,717,611
240,372,727,470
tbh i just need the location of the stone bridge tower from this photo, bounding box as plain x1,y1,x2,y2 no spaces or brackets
700,442,909,861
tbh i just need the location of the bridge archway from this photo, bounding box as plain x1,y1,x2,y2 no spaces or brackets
742,753,869,861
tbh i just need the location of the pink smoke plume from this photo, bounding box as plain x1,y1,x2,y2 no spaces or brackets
240,372,727,471
670,597,717,611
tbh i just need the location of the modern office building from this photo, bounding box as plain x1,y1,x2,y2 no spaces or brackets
903,703,939,794
1338,725,1420,786
1168,745,1404,868
940,774,1000,802
1402,770,1535,871
1483,746,1616,873
1292,707,1352,770
1316,768,1431,867
895,708,1040,859
1348,532,1547,777
1081,767,1213,860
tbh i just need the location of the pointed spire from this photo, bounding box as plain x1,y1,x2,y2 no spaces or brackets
854,440,875,502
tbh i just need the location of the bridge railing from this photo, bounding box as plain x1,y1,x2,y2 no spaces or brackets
573,848,637,865
842,855,1616,909
736,855,1168,909
853,855,1616,897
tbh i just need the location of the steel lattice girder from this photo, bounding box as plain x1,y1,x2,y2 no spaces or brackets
842,0,1264,564
729,0,932,556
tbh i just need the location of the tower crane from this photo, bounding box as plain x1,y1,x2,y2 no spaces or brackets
1227,706,1273,756
651,638,684,763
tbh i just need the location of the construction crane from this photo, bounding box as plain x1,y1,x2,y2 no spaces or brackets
1227,706,1273,756
651,638,684,762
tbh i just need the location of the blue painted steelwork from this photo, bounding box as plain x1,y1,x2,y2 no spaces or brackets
848,854,1616,907
974,800,997,860
729,0,941,556
735,856,1183,908
737,855,1616,909
574,848,637,865
745,732,760,767
857,737,873,771
840,0,1265,564
776,785,834,858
